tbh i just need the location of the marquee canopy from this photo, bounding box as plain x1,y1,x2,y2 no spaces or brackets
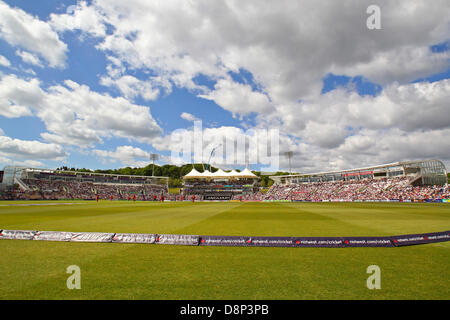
183,167,258,179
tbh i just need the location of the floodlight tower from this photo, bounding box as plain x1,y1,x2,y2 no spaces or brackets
150,153,159,176
207,144,222,171
284,151,293,174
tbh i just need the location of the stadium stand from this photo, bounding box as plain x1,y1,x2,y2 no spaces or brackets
264,160,449,202
0,167,169,201
263,177,450,202
0,160,449,202
182,167,259,200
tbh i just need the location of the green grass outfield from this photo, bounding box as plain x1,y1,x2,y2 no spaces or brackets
0,201,449,300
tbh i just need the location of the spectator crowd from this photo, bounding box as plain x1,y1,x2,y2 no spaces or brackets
4,179,169,201
1,176,449,202
262,177,450,201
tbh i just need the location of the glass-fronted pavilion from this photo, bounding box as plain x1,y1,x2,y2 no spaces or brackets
270,159,448,186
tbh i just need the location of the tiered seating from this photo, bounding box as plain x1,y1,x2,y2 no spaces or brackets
263,177,450,201
20,179,168,200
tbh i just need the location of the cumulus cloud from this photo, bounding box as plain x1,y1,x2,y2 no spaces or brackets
100,75,160,101
198,78,273,118
39,80,162,146
2,0,449,172
49,1,106,38
153,125,281,170
338,129,450,162
0,1,67,68
0,54,11,67
323,128,450,172
0,74,162,146
0,134,67,161
302,122,350,149
16,50,43,67
153,76,450,171
0,74,43,118
278,79,450,140
264,78,450,171
0,155,45,168
331,47,450,85
62,0,449,108
93,145,150,167
180,112,200,122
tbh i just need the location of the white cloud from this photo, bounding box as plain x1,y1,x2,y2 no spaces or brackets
46,0,450,118
153,125,281,169
198,78,273,118
21,68,36,76
0,1,67,68
0,54,11,67
39,80,162,146
0,134,67,161
180,112,200,122
93,145,150,167
63,0,449,109
50,1,106,38
277,79,450,142
302,122,350,149
153,79,450,171
330,47,450,85
333,128,450,170
0,74,43,118
18,159,45,167
0,157,45,168
16,50,43,67
259,78,450,171
0,74,162,146
100,75,160,101
1,1,449,172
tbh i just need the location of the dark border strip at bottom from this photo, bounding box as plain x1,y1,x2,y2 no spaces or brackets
199,231,450,247
0,229,449,247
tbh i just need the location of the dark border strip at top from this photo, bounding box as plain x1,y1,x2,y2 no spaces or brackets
0,229,449,247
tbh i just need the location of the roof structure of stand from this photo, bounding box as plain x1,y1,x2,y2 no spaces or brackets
183,167,258,179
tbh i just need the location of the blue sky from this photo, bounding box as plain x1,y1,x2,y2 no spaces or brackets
0,0,449,172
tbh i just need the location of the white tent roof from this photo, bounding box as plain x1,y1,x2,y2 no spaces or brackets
183,167,258,179
202,170,215,177
235,168,258,178
183,167,203,179
212,168,228,178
